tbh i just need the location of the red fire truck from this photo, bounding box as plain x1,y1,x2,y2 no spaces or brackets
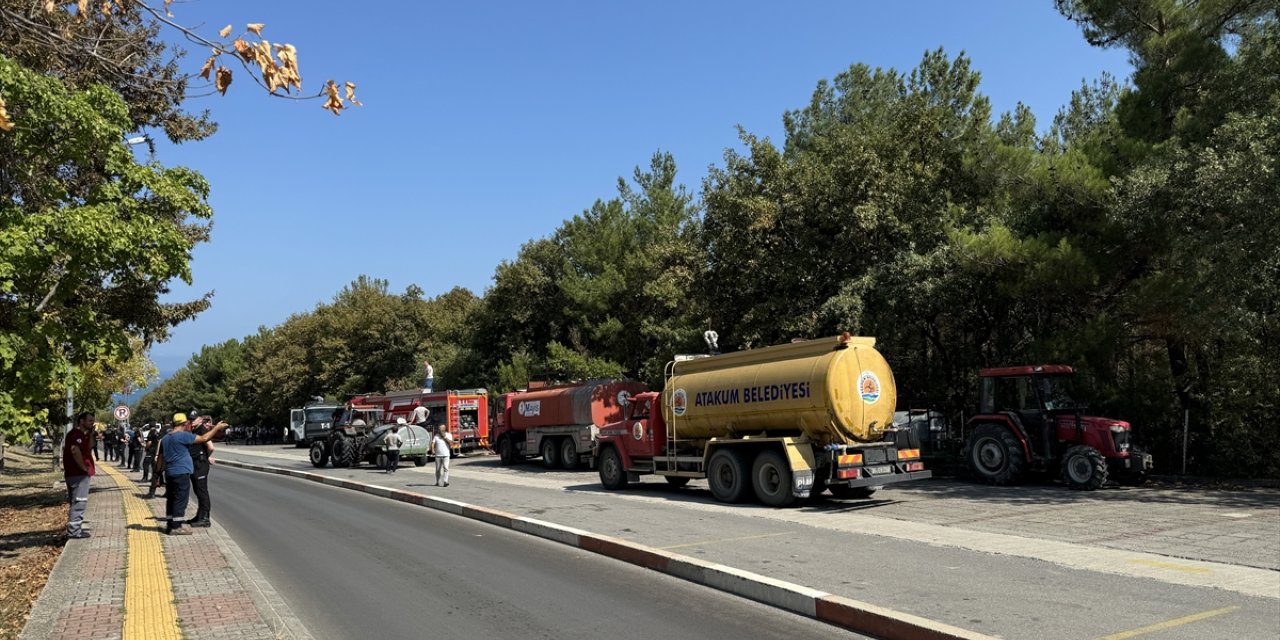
348,388,490,453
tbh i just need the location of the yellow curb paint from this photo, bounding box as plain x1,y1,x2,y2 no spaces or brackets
1095,606,1240,640
101,464,182,640
1127,558,1213,574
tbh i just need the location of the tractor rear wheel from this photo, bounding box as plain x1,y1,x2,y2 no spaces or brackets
967,424,1026,485
707,449,751,503
1061,445,1108,490
560,438,580,470
374,453,388,471
598,446,628,490
751,450,797,507
309,441,329,468
540,438,561,469
331,436,356,468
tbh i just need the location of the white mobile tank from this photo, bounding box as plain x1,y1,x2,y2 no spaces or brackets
661,335,895,445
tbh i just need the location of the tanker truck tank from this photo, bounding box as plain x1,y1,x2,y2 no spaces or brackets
662,336,895,445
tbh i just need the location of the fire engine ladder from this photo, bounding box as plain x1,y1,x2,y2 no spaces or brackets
660,360,702,476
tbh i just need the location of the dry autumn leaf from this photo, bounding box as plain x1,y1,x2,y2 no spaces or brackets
199,55,216,80
43,0,56,13
0,94,14,132
215,66,233,95
233,38,253,61
344,82,363,106
100,1,110,16
76,0,88,18
247,23,265,35
275,44,302,91
322,80,344,116
219,24,233,38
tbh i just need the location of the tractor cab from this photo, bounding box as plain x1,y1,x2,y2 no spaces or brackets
966,365,1152,490
978,365,1084,459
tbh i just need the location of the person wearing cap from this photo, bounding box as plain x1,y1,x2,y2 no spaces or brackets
384,418,405,473
188,415,217,528
63,411,96,539
156,413,227,535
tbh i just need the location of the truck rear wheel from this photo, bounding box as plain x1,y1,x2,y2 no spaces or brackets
309,441,329,468
967,424,1026,485
751,450,797,507
560,438,581,470
707,449,751,503
598,446,628,490
540,438,561,469
1061,445,1108,490
414,456,428,467
497,436,517,466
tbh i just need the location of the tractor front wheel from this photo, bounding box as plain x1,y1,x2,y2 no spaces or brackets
1061,445,1108,490
309,441,329,468
967,424,1027,486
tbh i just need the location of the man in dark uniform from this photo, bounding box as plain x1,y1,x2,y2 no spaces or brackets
188,415,216,527
156,413,226,534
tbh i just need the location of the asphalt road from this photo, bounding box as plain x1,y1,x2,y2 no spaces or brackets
213,464,868,640
212,446,1280,639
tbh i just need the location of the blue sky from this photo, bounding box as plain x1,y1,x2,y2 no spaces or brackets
148,1,1132,374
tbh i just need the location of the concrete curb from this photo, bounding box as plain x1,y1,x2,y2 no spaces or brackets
219,459,994,640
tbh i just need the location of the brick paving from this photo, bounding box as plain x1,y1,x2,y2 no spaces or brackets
21,460,312,640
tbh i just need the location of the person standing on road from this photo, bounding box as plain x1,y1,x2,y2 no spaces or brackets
431,425,453,487
384,419,405,473
90,425,100,461
63,411,96,539
156,414,226,535
188,416,217,528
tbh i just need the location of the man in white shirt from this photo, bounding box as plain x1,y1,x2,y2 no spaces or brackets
423,359,435,392
431,426,453,487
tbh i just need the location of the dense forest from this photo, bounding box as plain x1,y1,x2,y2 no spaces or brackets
6,2,1277,477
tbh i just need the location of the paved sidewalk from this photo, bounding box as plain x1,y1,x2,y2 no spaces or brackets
21,460,310,640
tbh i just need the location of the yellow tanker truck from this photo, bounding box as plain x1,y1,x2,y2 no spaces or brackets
593,334,931,506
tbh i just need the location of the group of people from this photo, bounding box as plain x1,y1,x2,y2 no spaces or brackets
383,405,453,487
62,411,228,539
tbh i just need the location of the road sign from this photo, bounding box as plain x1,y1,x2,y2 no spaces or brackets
114,405,130,421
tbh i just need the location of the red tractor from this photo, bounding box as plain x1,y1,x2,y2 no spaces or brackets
963,365,1152,490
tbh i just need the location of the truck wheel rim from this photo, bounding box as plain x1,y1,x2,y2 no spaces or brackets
758,464,782,496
